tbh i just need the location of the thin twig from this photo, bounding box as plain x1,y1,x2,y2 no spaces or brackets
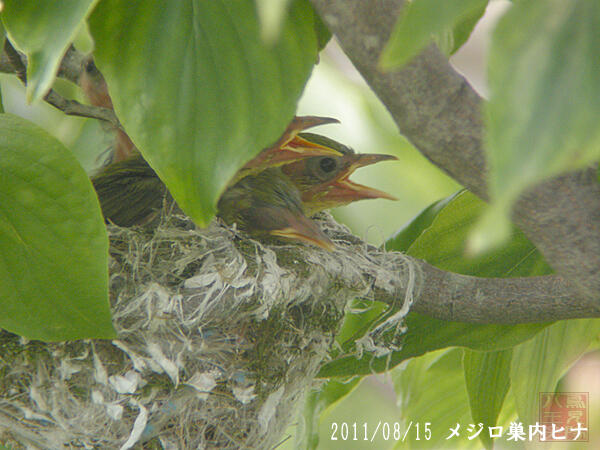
57,45,86,85
3,38,26,83
1,40,122,128
44,89,121,127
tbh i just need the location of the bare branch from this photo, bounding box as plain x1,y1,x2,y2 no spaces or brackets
0,51,14,74
3,39,27,83
314,215,597,324
57,45,86,85
43,89,121,125
409,263,598,323
310,0,600,301
1,42,121,128
0,44,85,85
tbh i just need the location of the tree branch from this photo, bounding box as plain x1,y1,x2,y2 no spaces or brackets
309,0,600,301
1,42,122,128
56,45,87,85
316,217,599,324
411,263,598,323
2,38,27,83
43,89,121,124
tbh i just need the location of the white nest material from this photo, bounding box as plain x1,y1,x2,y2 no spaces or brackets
0,213,419,449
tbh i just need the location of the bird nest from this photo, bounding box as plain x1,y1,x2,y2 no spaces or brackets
0,210,418,449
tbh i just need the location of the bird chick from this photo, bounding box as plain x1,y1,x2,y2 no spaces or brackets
91,155,167,227
79,56,137,163
217,168,334,250
227,116,343,186
91,119,345,227
281,132,397,216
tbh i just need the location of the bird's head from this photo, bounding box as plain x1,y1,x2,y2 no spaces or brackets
229,116,344,186
217,168,334,251
282,133,398,215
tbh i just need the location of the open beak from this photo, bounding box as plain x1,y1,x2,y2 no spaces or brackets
331,177,398,202
242,116,343,172
306,153,398,204
269,209,335,251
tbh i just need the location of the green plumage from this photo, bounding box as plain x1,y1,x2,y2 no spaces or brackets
217,168,305,235
90,132,349,229
92,156,308,238
91,156,167,226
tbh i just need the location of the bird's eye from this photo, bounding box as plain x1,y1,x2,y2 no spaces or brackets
85,60,97,74
319,157,336,173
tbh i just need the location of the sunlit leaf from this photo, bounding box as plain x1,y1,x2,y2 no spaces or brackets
255,0,292,43
406,190,552,277
386,190,461,252
393,349,476,449
0,114,114,341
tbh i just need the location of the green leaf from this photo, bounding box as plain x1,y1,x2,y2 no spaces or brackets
393,349,476,449
88,0,321,226
1,0,98,102
450,0,487,54
312,9,332,51
296,378,360,449
510,319,600,428
379,0,488,69
334,193,464,360
0,20,4,114
386,190,461,252
406,190,552,277
334,298,388,350
0,114,114,341
485,0,600,245
319,313,543,378
403,190,598,439
319,190,551,378
463,349,511,449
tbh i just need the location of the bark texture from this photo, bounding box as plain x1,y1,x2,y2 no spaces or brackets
310,0,600,301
